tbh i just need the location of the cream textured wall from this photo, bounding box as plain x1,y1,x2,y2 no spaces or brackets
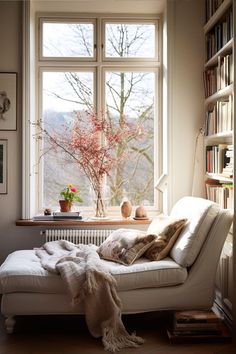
0,0,205,264
166,0,205,211
0,1,44,264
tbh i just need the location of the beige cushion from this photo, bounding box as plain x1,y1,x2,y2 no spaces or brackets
170,196,220,267
97,228,156,265
144,216,187,261
0,250,188,294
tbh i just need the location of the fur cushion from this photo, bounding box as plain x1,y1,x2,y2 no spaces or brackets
144,216,187,261
97,228,156,265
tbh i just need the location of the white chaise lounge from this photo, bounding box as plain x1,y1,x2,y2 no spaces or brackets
0,196,233,333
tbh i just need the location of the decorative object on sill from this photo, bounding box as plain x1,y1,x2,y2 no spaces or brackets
44,208,52,216
120,197,132,219
59,199,72,212
0,72,17,131
134,205,148,220
59,184,82,212
35,110,142,218
90,183,110,218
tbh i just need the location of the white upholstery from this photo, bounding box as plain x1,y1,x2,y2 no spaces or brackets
0,250,187,294
0,197,233,330
170,196,220,267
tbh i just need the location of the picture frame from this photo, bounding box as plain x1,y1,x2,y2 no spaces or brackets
0,139,7,194
0,72,17,131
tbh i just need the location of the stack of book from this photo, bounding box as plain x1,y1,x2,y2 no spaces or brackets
205,5,233,60
206,143,233,176
205,95,233,136
204,53,233,98
167,310,231,343
33,212,83,221
205,179,233,210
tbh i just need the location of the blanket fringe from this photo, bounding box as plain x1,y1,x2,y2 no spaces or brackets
102,328,145,352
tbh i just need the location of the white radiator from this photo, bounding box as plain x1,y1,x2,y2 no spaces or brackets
44,229,113,246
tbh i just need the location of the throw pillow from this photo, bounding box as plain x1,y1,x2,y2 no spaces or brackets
144,216,187,261
97,228,156,265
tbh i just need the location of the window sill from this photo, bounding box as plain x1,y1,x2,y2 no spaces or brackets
15,218,152,226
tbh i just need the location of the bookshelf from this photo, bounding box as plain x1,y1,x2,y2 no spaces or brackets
203,0,234,327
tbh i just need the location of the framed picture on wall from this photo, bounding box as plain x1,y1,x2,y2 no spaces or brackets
0,72,17,131
0,139,7,194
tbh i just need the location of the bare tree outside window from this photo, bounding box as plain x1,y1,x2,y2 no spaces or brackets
43,22,94,57
105,23,155,58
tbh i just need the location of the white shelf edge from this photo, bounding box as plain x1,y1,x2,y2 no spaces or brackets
204,131,233,140
204,84,233,105
205,38,233,68
205,173,233,183
204,0,232,33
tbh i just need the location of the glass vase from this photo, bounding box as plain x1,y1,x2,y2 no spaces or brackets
90,184,110,218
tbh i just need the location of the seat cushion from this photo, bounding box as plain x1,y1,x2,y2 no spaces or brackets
0,250,188,294
170,196,220,267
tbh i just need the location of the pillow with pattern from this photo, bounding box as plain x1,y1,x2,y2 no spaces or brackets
97,228,156,265
144,216,187,261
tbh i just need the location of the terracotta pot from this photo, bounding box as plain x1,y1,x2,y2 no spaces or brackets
120,199,132,218
59,200,72,212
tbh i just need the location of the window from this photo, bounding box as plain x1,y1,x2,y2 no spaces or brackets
37,15,161,214
104,21,156,59
41,19,95,59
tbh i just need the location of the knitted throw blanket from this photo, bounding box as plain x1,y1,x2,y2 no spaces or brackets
35,240,144,352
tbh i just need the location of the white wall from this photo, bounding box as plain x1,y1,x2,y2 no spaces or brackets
166,0,205,212
32,0,166,14
0,0,205,264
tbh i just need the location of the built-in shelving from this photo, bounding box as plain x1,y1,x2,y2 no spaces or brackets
205,172,233,183
204,0,234,327
205,131,233,140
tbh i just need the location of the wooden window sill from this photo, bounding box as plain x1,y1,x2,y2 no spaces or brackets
15,218,151,227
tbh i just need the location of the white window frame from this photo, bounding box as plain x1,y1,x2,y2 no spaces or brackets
22,12,162,218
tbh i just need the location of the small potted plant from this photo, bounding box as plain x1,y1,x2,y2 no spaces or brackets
59,184,82,212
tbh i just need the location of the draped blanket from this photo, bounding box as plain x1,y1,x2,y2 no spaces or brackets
35,240,144,352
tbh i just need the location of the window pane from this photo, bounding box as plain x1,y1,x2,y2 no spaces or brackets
42,71,94,209
105,71,155,206
42,22,94,57
105,23,155,58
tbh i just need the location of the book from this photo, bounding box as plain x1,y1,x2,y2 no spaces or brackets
167,324,231,344
174,310,220,324
33,213,83,221
172,329,222,336
53,215,83,220
174,322,220,330
33,215,54,221
53,211,81,217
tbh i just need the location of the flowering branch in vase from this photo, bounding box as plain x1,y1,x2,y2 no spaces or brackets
35,110,142,217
